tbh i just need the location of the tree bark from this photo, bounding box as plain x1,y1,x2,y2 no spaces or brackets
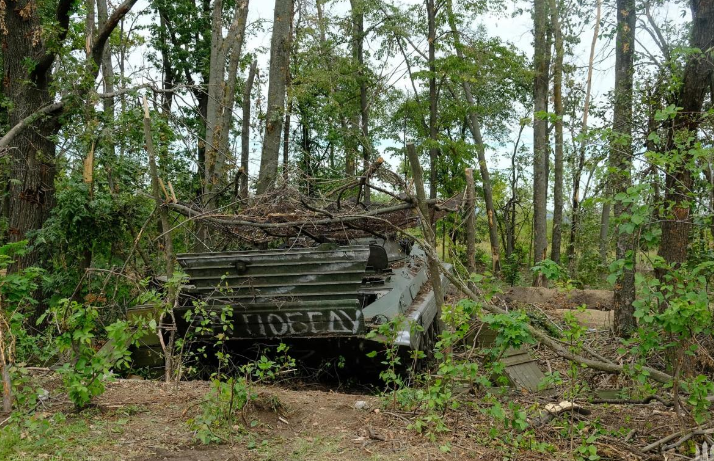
532,0,549,286
350,0,371,205
549,0,564,265
465,168,476,288
2,0,136,272
610,0,637,337
446,0,501,273
257,0,295,194
406,143,443,311
599,200,611,261
143,96,174,281
217,0,250,177
427,0,439,201
240,61,258,200
204,0,249,205
2,1,64,270
658,0,714,269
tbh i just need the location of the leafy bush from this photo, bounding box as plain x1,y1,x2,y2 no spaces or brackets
38,299,149,409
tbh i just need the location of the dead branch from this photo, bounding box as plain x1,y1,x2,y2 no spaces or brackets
411,233,675,384
643,425,714,452
590,395,672,406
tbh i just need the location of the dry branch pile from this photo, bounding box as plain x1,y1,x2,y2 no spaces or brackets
166,161,461,245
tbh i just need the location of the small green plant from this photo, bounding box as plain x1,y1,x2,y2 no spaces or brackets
502,253,522,286
189,377,252,444
366,314,408,403
532,259,577,290
39,299,148,409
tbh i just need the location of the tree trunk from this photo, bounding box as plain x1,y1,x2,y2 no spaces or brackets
532,0,549,286
283,95,292,179
446,0,500,272
549,0,564,265
217,0,249,174
3,0,134,271
610,0,637,337
240,61,258,200
350,0,371,205
427,0,439,201
406,144,443,311
506,125,525,260
658,0,714,270
203,0,249,206
282,7,296,182
202,0,225,205
2,2,62,270
599,200,611,261
465,168,476,288
257,0,295,194
568,0,602,273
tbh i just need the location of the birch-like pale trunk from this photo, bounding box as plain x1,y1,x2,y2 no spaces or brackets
257,0,294,194
239,61,258,200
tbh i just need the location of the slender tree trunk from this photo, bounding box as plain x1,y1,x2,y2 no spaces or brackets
658,0,714,270
257,0,295,194
204,0,249,205
465,168,476,289
532,0,549,286
610,0,637,337
143,96,176,381
568,0,602,273
446,0,500,272
283,95,292,179
203,0,225,204
599,200,611,261
350,0,371,205
217,0,250,174
143,96,174,281
507,125,525,260
282,8,296,182
427,0,439,201
97,0,116,157
406,143,443,311
549,0,564,265
240,61,258,200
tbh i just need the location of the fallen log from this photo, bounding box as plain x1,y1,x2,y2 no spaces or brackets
409,236,675,385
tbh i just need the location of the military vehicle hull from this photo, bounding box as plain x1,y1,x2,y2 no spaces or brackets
129,240,449,369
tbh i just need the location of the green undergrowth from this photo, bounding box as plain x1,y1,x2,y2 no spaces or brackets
0,412,116,461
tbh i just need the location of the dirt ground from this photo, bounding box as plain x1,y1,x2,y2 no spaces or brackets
1,287,702,460
499,286,614,311
500,286,615,329
2,374,690,461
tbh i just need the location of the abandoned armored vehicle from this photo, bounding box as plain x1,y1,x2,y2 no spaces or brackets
132,239,449,371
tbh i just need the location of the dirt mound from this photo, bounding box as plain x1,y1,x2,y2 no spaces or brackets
551,309,613,330
499,286,613,310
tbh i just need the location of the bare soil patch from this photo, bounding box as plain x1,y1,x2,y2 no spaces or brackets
500,286,614,310
4,371,694,461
